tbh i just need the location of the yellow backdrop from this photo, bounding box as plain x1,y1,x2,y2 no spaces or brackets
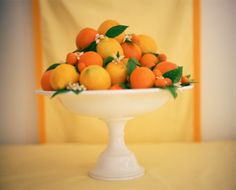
38,0,194,143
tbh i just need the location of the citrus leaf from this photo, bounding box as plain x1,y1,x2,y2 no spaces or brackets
73,49,80,53
81,41,97,52
166,85,178,99
105,25,128,38
180,83,191,87
46,63,61,71
51,88,85,98
181,80,197,87
116,51,120,58
127,57,140,66
51,89,69,98
152,52,159,57
74,63,80,73
150,64,156,70
119,82,130,89
132,58,141,66
104,56,114,67
127,58,137,76
72,89,84,95
163,66,183,83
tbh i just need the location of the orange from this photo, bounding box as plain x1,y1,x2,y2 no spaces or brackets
77,62,86,73
153,68,163,78
66,52,78,65
131,34,140,44
164,78,172,86
110,84,124,90
181,75,190,85
140,53,158,68
50,64,79,90
75,27,97,49
105,61,127,85
122,58,129,66
158,53,167,62
41,70,54,91
130,67,155,89
96,37,123,58
137,34,157,53
154,78,172,88
79,65,111,90
121,42,142,60
98,20,125,43
154,61,178,75
154,78,167,88
78,51,103,71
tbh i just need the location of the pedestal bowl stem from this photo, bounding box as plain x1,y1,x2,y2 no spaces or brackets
89,118,144,181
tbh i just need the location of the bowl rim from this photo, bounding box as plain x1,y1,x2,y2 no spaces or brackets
36,85,193,96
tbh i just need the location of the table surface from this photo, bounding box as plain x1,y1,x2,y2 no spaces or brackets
0,141,235,190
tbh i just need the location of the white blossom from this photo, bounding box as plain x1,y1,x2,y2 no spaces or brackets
75,52,84,60
95,34,105,44
112,54,125,63
123,34,132,42
66,82,86,91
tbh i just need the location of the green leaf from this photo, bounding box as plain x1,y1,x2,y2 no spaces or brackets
181,80,197,87
51,88,84,98
116,51,120,58
152,52,159,57
133,58,141,66
166,85,178,99
46,63,61,71
74,63,80,73
51,89,69,98
128,57,141,66
150,64,156,70
81,41,97,52
163,66,183,83
119,82,130,89
73,49,80,53
180,83,190,87
104,56,114,67
127,58,138,76
72,89,83,95
105,25,128,38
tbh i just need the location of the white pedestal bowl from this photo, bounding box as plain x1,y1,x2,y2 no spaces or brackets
37,86,192,181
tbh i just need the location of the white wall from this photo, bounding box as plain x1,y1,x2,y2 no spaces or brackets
201,0,236,141
0,0,39,144
0,0,235,143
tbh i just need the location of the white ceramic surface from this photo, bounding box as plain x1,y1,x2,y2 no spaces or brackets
37,86,192,181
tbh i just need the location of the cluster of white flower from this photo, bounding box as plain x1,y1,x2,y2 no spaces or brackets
95,34,105,44
112,54,125,63
75,52,84,61
66,82,87,91
123,34,132,42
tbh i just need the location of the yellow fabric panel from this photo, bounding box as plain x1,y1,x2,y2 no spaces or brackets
39,0,194,143
1,142,236,189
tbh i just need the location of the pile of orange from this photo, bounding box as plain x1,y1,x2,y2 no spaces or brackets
41,19,191,94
